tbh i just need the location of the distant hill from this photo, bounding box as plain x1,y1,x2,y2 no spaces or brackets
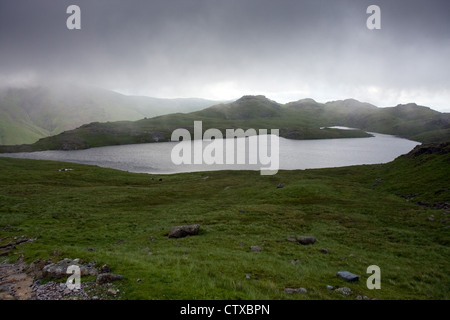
0,85,222,145
1,94,449,153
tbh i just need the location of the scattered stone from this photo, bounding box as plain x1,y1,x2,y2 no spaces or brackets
335,287,352,296
107,288,117,296
284,287,307,294
245,274,251,279
96,273,124,284
290,259,300,265
297,236,317,245
277,183,284,189
137,278,142,282
27,259,48,279
101,264,111,273
250,245,262,252
337,271,359,282
239,209,245,213
348,254,356,258
326,285,334,290
168,224,200,239
320,248,329,254
428,216,435,222
85,247,95,252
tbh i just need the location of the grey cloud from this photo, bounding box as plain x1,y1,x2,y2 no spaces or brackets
0,0,449,110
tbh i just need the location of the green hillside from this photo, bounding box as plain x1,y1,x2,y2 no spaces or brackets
0,85,221,145
0,142,448,299
2,94,449,153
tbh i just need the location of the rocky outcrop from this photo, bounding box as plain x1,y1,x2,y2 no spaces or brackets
42,258,98,279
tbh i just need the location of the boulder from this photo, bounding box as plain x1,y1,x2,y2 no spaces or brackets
168,224,200,238
337,271,359,282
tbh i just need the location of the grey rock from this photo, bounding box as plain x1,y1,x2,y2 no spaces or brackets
107,288,117,296
297,236,317,245
250,245,262,252
42,259,98,279
337,271,359,282
168,224,200,238
326,285,334,290
320,248,329,254
336,287,352,296
277,183,284,189
96,273,124,284
285,287,307,294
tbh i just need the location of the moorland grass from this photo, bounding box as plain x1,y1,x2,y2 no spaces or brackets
0,148,448,300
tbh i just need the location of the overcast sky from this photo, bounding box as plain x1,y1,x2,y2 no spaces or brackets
1,0,449,111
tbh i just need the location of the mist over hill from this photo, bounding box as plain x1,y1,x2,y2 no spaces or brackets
0,85,223,145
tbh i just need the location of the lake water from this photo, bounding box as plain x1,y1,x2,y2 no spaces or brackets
0,132,420,174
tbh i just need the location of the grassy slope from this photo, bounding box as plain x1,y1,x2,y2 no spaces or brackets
0,144,448,300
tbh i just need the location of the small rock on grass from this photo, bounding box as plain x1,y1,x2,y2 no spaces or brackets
285,287,307,294
101,264,111,273
168,224,200,238
96,273,124,284
335,287,352,296
250,245,262,252
297,236,317,245
337,271,359,282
